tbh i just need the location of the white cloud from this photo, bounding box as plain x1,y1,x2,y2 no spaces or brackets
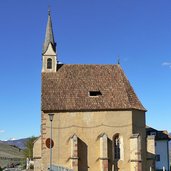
162,62,171,66
162,62,171,69
4,138,16,141
0,130,5,133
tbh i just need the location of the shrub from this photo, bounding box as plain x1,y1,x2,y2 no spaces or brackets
29,164,34,170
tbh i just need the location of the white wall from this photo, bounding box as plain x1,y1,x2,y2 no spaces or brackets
155,140,170,171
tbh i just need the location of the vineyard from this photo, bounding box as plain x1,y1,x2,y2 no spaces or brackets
0,142,24,168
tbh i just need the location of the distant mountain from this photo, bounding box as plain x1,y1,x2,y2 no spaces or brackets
1,138,29,149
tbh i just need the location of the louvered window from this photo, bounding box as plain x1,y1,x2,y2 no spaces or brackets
47,58,52,69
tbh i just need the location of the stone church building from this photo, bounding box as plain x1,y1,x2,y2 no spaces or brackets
33,12,163,171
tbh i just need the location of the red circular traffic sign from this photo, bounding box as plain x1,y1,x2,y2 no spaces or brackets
46,138,54,149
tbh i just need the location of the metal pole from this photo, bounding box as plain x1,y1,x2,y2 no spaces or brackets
50,120,52,171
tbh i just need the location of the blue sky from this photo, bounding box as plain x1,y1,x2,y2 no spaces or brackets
0,0,171,140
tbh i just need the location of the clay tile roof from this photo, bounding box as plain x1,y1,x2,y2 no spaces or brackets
41,64,146,112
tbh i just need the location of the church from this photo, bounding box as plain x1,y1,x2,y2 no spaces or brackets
33,11,170,171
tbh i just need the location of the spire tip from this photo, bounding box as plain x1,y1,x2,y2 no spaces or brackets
48,6,51,16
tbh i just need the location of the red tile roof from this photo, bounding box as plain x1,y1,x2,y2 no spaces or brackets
42,64,146,112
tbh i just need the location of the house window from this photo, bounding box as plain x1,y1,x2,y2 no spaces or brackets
150,132,156,136
113,134,120,160
47,58,52,69
89,91,102,97
156,154,160,161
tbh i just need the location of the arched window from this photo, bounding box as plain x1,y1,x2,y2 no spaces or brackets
47,58,52,69
113,134,120,160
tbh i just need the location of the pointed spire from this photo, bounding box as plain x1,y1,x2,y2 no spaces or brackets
42,9,56,54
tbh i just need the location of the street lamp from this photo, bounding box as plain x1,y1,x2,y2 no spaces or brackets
48,113,54,171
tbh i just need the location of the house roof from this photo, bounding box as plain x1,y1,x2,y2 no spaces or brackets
146,126,171,140
42,64,146,112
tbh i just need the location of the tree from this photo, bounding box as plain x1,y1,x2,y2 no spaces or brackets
23,136,37,160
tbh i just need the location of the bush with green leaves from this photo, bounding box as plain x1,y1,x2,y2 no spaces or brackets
23,136,37,160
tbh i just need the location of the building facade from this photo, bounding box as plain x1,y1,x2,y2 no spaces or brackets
33,12,170,171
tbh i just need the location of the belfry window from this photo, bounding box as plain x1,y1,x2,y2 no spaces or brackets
47,58,52,69
113,134,120,160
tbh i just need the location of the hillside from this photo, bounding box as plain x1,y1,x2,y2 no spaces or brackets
0,141,24,168
2,138,29,149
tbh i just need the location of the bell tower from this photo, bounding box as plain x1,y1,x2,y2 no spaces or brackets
42,10,57,72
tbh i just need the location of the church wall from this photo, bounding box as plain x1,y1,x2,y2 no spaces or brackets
146,135,156,171
132,110,146,171
33,137,41,158
33,136,42,171
41,110,135,171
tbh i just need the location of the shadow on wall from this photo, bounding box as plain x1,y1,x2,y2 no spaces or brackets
146,152,156,171
109,137,157,171
76,138,156,171
108,138,119,171
78,138,88,171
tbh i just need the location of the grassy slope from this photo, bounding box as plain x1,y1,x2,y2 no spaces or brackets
0,142,24,168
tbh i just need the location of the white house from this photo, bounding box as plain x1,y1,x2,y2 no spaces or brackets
146,127,171,171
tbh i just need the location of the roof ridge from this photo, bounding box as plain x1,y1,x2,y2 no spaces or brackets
57,64,118,66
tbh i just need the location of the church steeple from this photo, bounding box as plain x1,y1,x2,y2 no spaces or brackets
42,10,56,54
42,10,57,73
